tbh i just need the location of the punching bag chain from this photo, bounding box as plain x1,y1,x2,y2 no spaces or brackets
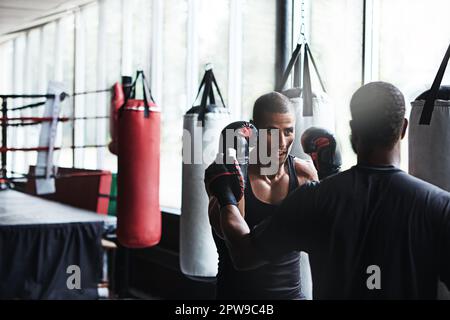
299,0,307,44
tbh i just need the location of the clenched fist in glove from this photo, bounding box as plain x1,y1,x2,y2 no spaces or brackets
301,127,342,180
204,121,257,208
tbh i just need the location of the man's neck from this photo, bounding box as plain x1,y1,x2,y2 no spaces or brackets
251,159,287,180
356,143,401,167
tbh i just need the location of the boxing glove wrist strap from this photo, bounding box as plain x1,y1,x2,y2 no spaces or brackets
210,178,239,208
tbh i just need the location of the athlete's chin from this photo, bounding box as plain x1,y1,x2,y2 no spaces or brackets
278,152,288,163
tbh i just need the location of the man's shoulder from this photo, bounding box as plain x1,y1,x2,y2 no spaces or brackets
394,170,450,200
388,171,450,222
336,166,450,203
315,166,355,184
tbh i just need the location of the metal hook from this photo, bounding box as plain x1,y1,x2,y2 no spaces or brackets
205,63,213,71
297,0,307,44
296,26,307,44
60,92,69,101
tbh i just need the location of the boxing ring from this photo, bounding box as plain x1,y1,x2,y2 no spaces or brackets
0,189,116,299
0,83,117,299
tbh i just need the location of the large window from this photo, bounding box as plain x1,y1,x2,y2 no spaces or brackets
0,0,278,210
302,0,450,171
159,0,188,210
307,0,364,170
1,0,448,210
370,0,450,170
159,0,278,209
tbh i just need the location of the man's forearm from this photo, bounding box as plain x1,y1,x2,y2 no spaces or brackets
220,205,267,270
208,197,224,239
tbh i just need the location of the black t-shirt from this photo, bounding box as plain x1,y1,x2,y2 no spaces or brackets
213,155,302,299
251,164,450,299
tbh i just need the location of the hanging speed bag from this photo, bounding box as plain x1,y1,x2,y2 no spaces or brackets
408,44,450,300
117,71,161,248
279,43,335,160
180,68,230,278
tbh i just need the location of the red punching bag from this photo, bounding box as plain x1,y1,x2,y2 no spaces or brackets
117,70,161,248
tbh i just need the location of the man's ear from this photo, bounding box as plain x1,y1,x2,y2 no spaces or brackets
400,118,408,139
249,119,258,129
349,120,358,154
249,119,261,133
349,120,356,133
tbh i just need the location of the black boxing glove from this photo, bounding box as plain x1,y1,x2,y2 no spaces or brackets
218,121,257,180
301,127,342,179
204,121,257,208
204,151,245,207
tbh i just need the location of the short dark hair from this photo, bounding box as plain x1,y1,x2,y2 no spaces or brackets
252,91,294,127
350,81,405,149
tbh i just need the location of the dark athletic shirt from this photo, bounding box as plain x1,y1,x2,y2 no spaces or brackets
251,164,450,299
213,155,302,299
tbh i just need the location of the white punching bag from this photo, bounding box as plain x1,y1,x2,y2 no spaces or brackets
279,43,335,160
409,43,450,300
180,68,230,278
277,43,337,299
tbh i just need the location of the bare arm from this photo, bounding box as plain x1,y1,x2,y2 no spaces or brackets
208,197,223,239
219,204,267,270
208,196,245,240
295,158,319,183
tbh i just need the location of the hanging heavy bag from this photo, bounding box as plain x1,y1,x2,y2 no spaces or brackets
277,42,335,160
117,70,161,248
409,43,450,300
180,67,230,278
